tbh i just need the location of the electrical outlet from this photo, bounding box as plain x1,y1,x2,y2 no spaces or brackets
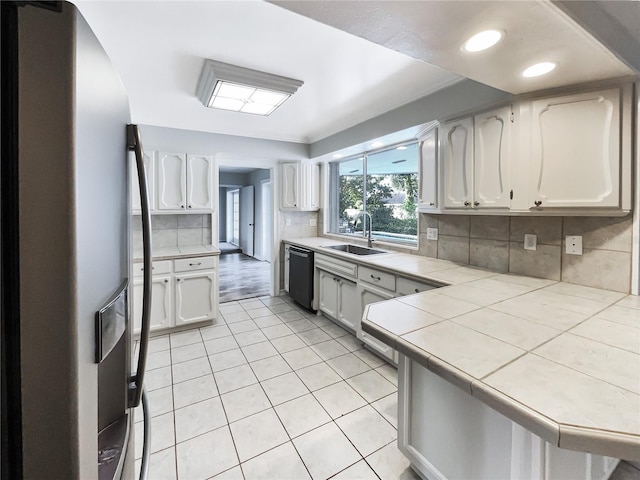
566,236,583,255
285,218,292,227
309,218,317,227
426,228,438,240
524,234,537,251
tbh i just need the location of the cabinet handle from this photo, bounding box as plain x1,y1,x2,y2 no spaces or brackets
464,201,470,207
473,201,480,207
429,202,435,206
534,200,542,207
414,288,419,293
181,205,185,209
176,278,181,282
188,205,192,208
164,279,169,283
189,262,202,266
370,274,381,281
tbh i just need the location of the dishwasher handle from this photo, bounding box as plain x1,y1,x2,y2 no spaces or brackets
289,247,312,258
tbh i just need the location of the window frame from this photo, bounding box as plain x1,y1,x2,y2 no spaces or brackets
328,140,419,247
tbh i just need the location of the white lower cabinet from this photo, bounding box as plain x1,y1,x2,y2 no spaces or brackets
337,277,359,331
318,269,340,319
132,274,173,333
357,280,396,363
132,255,218,335
398,355,619,480
175,271,217,326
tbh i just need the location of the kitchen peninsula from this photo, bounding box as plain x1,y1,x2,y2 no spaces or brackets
283,236,640,480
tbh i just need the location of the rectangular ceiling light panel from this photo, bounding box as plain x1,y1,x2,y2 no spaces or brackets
196,59,303,116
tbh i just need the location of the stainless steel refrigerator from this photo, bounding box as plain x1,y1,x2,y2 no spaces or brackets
1,2,153,479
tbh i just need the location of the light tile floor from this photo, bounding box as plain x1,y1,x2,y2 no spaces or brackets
134,295,418,480
133,295,640,480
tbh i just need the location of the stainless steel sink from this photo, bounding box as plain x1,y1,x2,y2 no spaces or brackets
325,244,387,255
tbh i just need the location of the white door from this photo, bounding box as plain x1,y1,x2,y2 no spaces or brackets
418,127,438,209
530,88,620,208
442,118,474,209
132,275,173,334
157,152,186,210
261,179,272,262
131,151,155,214
337,277,359,331
474,107,511,209
186,154,213,210
175,271,216,326
281,163,299,209
231,190,240,245
318,270,338,319
239,185,255,257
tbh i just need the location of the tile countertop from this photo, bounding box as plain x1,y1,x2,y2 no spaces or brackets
132,244,220,262
283,237,640,461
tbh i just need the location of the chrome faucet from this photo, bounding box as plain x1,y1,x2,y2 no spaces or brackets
353,211,373,248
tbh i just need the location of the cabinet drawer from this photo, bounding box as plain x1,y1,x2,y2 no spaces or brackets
133,260,172,278
358,266,395,291
315,253,357,279
396,276,437,296
174,256,217,273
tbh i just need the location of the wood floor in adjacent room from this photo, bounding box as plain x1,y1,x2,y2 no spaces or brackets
219,253,271,303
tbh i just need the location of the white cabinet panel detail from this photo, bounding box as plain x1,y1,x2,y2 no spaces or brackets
175,270,217,326
157,152,187,210
474,107,511,209
418,126,438,210
186,154,214,210
443,118,474,208
530,89,620,208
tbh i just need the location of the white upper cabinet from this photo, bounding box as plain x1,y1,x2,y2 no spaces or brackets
281,162,299,209
474,106,511,209
157,152,187,210
418,126,439,210
442,117,474,209
280,162,319,211
186,154,214,211
529,88,621,209
131,150,155,214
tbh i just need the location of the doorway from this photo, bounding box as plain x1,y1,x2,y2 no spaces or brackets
218,166,272,302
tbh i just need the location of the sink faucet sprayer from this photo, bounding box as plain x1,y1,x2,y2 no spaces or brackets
353,211,373,248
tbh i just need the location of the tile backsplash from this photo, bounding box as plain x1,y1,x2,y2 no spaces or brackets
280,211,318,239
132,214,212,250
418,213,633,293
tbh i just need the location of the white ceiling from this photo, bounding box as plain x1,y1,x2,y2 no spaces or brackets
72,0,460,144
73,1,636,148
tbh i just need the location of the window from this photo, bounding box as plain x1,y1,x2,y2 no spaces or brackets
329,142,419,245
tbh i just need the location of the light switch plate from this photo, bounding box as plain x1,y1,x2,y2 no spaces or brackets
524,234,537,251
309,218,317,227
566,235,583,255
426,228,438,240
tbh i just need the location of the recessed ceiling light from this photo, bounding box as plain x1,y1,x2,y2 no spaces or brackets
332,154,343,159
462,29,504,53
370,141,384,148
396,146,407,150
522,62,557,78
196,59,303,116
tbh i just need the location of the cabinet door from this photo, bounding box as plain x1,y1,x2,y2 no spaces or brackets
303,164,320,211
318,269,338,319
357,282,395,362
530,88,620,208
281,163,299,209
131,151,155,214
157,152,187,210
474,107,511,209
175,270,217,326
337,277,359,331
284,246,290,293
132,275,173,334
418,127,438,209
186,154,214,211
442,118,474,209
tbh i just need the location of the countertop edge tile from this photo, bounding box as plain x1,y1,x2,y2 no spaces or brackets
559,424,640,462
361,320,398,351
395,337,430,371
427,355,474,395
471,380,560,446
133,246,220,262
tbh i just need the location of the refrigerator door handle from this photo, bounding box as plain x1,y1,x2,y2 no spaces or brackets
138,388,151,480
127,124,152,408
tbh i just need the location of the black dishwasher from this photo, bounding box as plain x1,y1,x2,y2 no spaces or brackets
289,246,314,310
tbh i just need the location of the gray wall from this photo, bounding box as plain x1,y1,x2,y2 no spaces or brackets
220,171,250,187
139,125,308,160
